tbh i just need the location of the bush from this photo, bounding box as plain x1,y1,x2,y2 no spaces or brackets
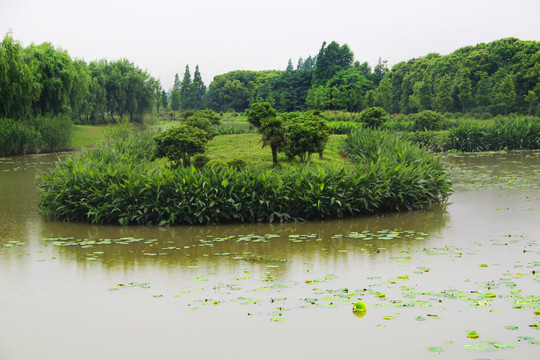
342,127,452,210
245,102,277,128
205,159,228,169
358,107,388,128
412,110,444,131
284,114,330,162
0,115,73,155
153,124,208,167
192,154,210,169
227,159,247,170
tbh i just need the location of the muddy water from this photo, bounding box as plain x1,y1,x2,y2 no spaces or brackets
0,151,539,360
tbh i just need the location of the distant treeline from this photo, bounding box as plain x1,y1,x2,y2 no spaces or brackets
0,32,160,125
2,32,540,131
204,38,540,117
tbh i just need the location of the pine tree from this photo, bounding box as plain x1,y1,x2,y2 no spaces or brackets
286,59,294,71
170,73,181,115
192,65,206,110
160,89,168,111
180,65,193,110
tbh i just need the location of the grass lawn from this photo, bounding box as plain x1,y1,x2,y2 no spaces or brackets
71,125,110,148
205,133,347,168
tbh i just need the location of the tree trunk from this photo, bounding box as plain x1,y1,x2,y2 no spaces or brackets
271,145,278,166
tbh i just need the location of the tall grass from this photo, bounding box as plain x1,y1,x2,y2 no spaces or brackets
342,127,452,210
0,115,73,155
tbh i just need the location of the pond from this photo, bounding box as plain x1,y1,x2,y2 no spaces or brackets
0,151,539,360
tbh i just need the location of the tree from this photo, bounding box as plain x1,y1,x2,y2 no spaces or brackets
435,74,454,113
286,59,294,71
245,102,277,128
284,114,330,162
372,57,389,86
305,86,329,110
474,72,491,109
160,89,168,111
170,73,181,114
495,74,516,115
524,90,537,115
180,65,193,110
259,117,288,166
312,41,354,86
457,71,473,113
0,33,40,119
24,41,74,116
192,65,206,110
153,124,208,167
359,107,388,128
375,74,392,113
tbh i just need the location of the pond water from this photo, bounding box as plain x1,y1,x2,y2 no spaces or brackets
0,151,539,360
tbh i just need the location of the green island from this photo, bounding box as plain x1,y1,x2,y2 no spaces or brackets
2,33,539,224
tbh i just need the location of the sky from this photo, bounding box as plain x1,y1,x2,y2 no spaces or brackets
1,0,539,90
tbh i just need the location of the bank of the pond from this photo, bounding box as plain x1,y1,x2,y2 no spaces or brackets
38,128,452,226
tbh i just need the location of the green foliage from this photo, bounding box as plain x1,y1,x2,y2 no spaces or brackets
153,124,208,167
246,102,277,128
188,109,220,125
192,154,210,169
180,65,194,110
0,33,40,119
39,129,451,225
359,107,388,128
412,110,444,131
227,159,247,170
342,127,452,210
259,117,288,166
0,115,73,155
184,115,215,140
284,114,330,162
399,131,449,152
170,74,181,113
205,159,228,169
313,41,354,87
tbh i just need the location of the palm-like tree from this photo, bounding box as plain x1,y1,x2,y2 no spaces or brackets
259,117,288,166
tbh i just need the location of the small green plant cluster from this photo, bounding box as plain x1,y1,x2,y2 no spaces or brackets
358,107,388,128
0,115,73,155
342,127,452,210
327,121,361,134
446,117,540,151
411,110,445,131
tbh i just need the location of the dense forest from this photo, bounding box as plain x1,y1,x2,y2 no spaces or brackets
205,39,540,116
1,32,540,132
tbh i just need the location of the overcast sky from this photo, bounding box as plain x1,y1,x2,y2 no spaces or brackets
1,0,539,90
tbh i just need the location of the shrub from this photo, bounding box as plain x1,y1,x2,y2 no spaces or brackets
0,115,73,155
184,115,215,139
205,159,228,169
284,114,330,162
412,110,444,131
358,107,388,128
245,102,277,128
153,124,208,167
227,159,247,170
192,154,210,169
